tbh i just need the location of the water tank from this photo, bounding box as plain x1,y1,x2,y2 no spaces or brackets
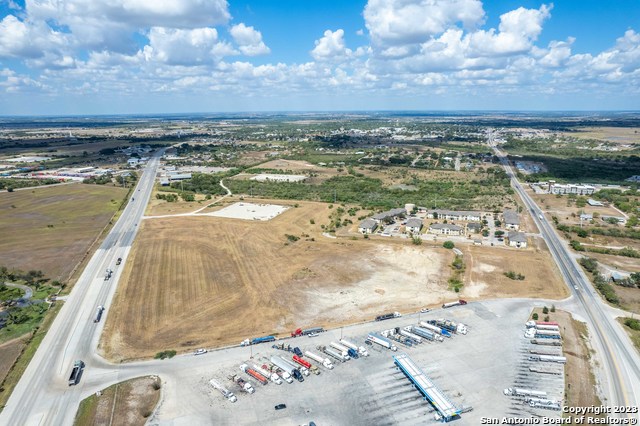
405,203,416,213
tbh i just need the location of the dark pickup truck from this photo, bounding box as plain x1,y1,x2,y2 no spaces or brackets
68,360,85,386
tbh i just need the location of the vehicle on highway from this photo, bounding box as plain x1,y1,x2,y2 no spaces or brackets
93,306,104,323
420,308,430,313
194,348,207,355
131,197,135,201
116,257,122,265
68,360,84,386
274,404,287,410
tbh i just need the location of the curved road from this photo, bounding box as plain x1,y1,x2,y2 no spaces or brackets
0,153,162,426
490,132,640,417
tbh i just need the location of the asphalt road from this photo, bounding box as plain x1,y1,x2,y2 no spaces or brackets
0,153,162,426
489,132,640,417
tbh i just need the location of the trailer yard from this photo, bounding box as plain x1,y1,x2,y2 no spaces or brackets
134,299,571,425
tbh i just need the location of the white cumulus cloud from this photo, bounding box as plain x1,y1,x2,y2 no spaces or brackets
230,23,270,56
311,29,352,61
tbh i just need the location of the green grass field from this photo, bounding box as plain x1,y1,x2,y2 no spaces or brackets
0,183,128,281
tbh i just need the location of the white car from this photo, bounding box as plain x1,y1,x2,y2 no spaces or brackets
420,308,431,313
307,332,319,338
193,348,207,355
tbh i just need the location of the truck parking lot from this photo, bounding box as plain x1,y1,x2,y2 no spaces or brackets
134,299,565,425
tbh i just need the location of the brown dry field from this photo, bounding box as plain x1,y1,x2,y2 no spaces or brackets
529,308,603,421
75,376,161,426
587,252,640,273
0,184,128,281
464,244,569,299
102,200,453,359
568,127,640,144
614,286,640,314
103,197,569,360
0,337,27,389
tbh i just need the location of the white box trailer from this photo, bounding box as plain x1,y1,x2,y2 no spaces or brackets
367,333,397,351
529,355,567,364
253,364,282,384
503,387,547,397
340,339,369,357
400,329,423,343
305,351,334,369
329,342,351,359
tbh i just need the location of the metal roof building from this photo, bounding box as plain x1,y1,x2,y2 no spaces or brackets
393,353,461,422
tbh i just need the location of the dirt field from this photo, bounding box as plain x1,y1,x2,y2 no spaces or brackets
534,192,622,223
0,337,27,390
0,184,128,281
102,201,454,360
464,245,569,299
614,286,640,314
568,127,640,145
103,197,570,360
74,376,161,426
529,308,604,421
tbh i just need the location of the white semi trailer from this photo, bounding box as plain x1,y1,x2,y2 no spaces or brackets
253,364,283,384
340,339,369,357
503,387,547,397
367,333,397,351
270,356,304,382
329,342,351,359
210,379,237,403
399,329,423,343
305,351,334,369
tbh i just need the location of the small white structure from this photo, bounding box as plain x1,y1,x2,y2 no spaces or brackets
127,158,140,166
358,219,378,234
587,199,604,207
428,223,463,236
507,231,527,248
405,218,423,234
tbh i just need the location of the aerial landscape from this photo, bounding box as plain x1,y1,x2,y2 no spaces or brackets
0,1,639,426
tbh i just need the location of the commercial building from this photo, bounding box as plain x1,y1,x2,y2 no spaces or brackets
405,218,423,234
503,209,520,230
547,180,595,195
426,210,482,222
507,231,527,248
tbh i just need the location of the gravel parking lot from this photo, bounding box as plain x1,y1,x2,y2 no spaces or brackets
146,299,566,425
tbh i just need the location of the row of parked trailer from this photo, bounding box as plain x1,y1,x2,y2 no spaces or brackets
372,317,469,350
504,320,565,412
210,337,371,404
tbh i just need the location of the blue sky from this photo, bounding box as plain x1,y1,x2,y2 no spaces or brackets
0,0,639,114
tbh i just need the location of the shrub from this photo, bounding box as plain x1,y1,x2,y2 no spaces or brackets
154,350,177,360
624,318,640,331
443,241,455,249
542,306,549,314
309,219,315,224
285,234,300,242
551,305,556,313
532,313,539,320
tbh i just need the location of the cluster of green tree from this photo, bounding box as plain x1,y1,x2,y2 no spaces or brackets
83,174,112,185
0,178,59,191
558,223,640,240
504,271,525,280
225,172,510,210
169,172,235,196
592,188,640,214
517,154,640,184
585,246,640,258
615,272,640,289
0,267,52,290
578,257,619,305
156,193,178,202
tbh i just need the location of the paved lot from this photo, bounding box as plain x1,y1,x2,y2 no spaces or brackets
140,299,565,425
208,202,289,221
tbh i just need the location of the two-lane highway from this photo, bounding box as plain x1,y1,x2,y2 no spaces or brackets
0,152,162,426
490,132,640,416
